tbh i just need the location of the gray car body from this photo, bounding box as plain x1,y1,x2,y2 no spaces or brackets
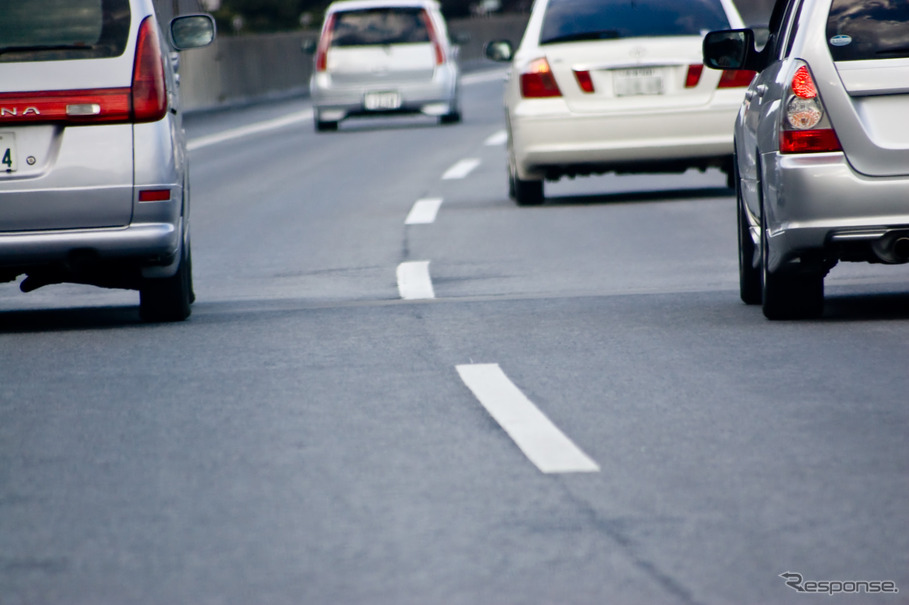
736,0,909,276
0,0,214,319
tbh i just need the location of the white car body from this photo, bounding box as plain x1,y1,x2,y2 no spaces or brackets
489,0,748,205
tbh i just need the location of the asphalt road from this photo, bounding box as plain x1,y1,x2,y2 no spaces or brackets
1,70,908,605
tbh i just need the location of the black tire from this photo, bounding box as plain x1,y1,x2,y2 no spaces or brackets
508,141,543,206
514,175,543,206
760,209,824,320
736,159,761,305
140,241,193,322
314,113,338,132
439,110,461,125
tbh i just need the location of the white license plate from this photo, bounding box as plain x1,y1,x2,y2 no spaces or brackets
614,68,664,97
0,132,16,172
364,91,401,111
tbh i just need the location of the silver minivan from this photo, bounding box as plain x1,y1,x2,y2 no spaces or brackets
704,0,909,319
0,0,214,321
307,0,462,131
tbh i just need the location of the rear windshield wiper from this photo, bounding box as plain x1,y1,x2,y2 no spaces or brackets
540,30,622,45
875,45,909,57
0,44,96,55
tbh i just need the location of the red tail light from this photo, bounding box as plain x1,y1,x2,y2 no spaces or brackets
719,69,756,88
574,70,595,93
780,62,841,154
521,58,562,98
0,16,166,125
685,64,704,88
420,10,445,66
132,16,167,123
315,14,336,72
0,89,130,124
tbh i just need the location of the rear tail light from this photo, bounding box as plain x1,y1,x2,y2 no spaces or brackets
520,58,562,98
780,63,841,154
574,70,595,93
131,16,167,123
420,10,445,66
315,13,336,72
685,64,704,88
0,16,166,125
718,69,756,88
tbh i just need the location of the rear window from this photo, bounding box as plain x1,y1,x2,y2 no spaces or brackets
330,7,431,47
540,0,731,45
0,0,131,63
826,0,909,61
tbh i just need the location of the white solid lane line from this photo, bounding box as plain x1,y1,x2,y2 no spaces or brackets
456,364,600,474
485,130,507,146
397,261,435,300
443,158,481,180
405,198,443,225
187,109,313,151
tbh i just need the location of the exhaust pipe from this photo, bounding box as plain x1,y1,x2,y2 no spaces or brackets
893,237,909,261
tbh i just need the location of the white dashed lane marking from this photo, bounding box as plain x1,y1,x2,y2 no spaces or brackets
443,158,481,180
397,261,435,300
405,198,443,225
485,130,507,146
456,363,600,474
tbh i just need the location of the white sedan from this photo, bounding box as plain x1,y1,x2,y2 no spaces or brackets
486,0,750,205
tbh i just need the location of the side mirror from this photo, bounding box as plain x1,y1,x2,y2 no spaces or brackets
301,39,317,54
170,14,216,51
484,40,513,63
703,29,756,72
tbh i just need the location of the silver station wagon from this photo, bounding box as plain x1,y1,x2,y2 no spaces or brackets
704,0,909,319
0,0,214,321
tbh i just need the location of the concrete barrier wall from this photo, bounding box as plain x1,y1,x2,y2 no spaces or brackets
179,15,530,112
179,0,775,113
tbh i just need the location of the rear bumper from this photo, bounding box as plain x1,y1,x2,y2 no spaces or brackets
0,221,180,271
762,152,909,270
510,99,740,180
311,65,458,120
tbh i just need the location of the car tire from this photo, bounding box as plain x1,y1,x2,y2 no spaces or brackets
314,112,338,132
736,158,761,305
508,141,543,206
760,206,824,320
439,111,461,124
140,239,193,322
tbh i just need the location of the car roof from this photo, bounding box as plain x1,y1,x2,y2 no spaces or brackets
326,0,441,13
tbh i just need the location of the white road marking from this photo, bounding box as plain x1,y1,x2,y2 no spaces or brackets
461,69,509,85
456,364,600,474
397,261,435,300
405,198,443,225
187,109,313,151
485,130,508,146
443,158,481,180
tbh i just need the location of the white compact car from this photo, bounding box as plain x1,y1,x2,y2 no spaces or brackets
0,0,214,321
307,0,462,131
486,0,750,205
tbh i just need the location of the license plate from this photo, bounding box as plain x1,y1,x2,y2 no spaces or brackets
0,132,16,172
614,68,664,97
364,91,401,111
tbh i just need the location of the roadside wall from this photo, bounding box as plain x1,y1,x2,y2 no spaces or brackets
179,0,776,113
